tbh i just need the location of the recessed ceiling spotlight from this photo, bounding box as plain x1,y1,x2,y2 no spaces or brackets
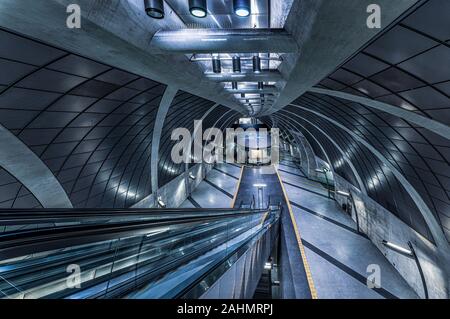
144,0,165,19
189,0,207,18
212,56,221,73
233,0,251,17
253,55,261,73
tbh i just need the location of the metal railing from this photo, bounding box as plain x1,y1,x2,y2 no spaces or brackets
0,207,280,299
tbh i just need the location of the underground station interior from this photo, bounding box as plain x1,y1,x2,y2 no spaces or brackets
0,0,449,305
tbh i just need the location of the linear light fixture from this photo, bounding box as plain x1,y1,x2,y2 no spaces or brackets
382,240,413,257
253,183,267,187
336,190,350,197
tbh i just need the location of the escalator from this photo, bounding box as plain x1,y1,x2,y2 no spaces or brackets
0,207,280,299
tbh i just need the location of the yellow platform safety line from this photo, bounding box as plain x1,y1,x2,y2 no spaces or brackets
230,165,245,208
275,166,318,299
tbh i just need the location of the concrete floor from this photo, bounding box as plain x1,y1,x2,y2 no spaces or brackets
276,160,418,299
179,156,418,299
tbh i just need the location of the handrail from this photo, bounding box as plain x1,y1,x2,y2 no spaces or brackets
0,207,280,299
176,208,280,299
0,210,268,260
0,207,256,224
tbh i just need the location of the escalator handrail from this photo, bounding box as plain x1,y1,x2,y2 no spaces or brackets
0,209,270,261
0,208,261,226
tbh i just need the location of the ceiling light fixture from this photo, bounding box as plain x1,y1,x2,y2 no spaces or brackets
189,0,207,18
232,56,241,73
253,55,261,73
233,0,251,17
144,0,165,19
212,56,221,73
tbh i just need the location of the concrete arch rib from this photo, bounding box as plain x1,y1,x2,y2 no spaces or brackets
309,88,450,140
184,104,219,172
0,123,72,208
150,86,179,193
289,103,448,250
274,112,368,195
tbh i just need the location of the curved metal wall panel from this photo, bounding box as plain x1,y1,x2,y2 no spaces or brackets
280,105,434,241
158,91,216,187
291,119,360,188
0,28,167,208
276,1,450,242
202,105,236,133
316,0,450,125
0,167,42,208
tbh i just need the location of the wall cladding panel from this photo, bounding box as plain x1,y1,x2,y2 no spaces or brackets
0,167,42,209
158,91,216,188
280,105,435,242
0,28,167,208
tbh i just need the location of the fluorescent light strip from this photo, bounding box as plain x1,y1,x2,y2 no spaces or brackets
253,183,267,187
382,240,413,256
336,190,350,197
